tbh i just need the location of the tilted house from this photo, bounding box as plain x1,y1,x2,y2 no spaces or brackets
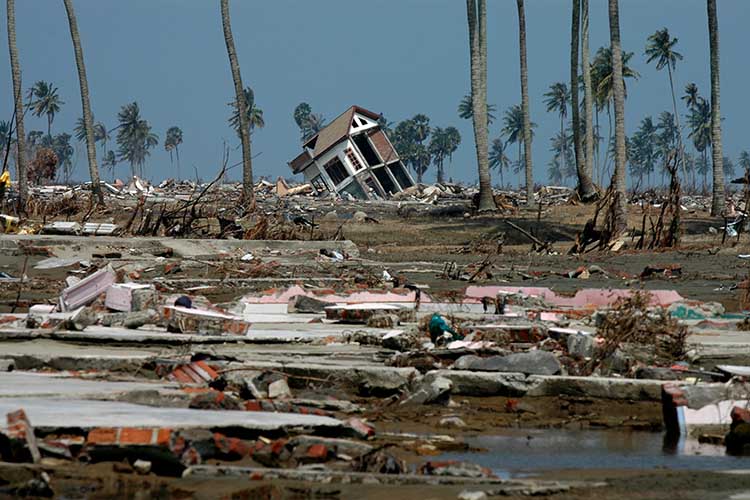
288,105,415,199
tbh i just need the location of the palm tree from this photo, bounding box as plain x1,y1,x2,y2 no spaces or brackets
429,126,461,183
590,45,639,187
501,104,536,181
516,0,534,206
457,94,497,125
0,121,11,152
489,137,511,188
580,0,596,197
27,81,64,137
544,82,571,187
645,28,685,182
164,126,183,180
682,83,702,110
548,131,576,185
687,98,712,188
571,0,597,200
631,116,659,187
739,151,750,175
63,0,103,203
229,86,264,137
466,0,495,211
707,0,725,215
7,0,28,205
608,0,627,233
590,47,639,109
101,150,117,176
220,0,253,207
116,102,158,177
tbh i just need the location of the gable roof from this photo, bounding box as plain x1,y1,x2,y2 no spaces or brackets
303,105,381,160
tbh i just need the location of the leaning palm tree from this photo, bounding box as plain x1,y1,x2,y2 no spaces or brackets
457,94,497,125
466,0,495,211
707,0,725,215
580,0,597,197
645,28,686,181
220,0,253,207
6,0,28,205
164,126,183,180
27,81,65,137
516,0,534,206
63,0,103,203
544,82,571,189
608,0,627,233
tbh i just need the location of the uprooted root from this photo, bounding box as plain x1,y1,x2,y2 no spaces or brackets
586,291,687,374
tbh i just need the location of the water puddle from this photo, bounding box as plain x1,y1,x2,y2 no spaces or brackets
438,429,748,479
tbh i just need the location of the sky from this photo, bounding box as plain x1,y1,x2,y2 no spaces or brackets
1,0,749,187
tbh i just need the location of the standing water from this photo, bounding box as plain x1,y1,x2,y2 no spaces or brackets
438,429,747,479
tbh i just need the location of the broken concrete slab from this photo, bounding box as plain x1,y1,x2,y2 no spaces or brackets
427,370,538,397
163,306,251,336
287,295,334,314
453,351,562,376
526,375,664,401
325,304,404,324
0,398,343,433
402,376,452,406
0,372,179,399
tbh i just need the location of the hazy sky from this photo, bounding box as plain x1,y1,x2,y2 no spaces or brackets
2,0,749,186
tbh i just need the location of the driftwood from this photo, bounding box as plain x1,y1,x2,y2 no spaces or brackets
504,219,552,253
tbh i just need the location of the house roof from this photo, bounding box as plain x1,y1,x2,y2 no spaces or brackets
303,105,381,160
289,149,314,174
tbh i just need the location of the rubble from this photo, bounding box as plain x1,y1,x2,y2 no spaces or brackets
1,179,750,496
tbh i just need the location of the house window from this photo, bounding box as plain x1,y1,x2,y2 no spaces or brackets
345,148,364,172
311,175,328,193
324,157,349,185
373,167,398,195
364,176,382,199
387,161,413,189
353,134,381,167
340,179,367,200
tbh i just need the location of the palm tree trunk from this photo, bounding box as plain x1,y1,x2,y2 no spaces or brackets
63,0,103,203
466,0,495,211
707,0,725,215
666,64,688,185
176,146,180,181
560,117,566,182
6,0,28,206
608,0,627,233
581,0,596,193
517,0,535,207
221,0,254,208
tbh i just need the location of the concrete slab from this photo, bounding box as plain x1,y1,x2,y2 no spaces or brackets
0,372,176,398
0,398,342,431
